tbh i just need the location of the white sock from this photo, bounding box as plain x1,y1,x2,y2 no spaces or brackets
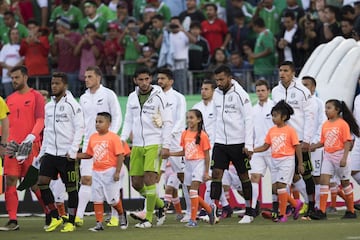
111,206,119,218
220,187,229,207
315,184,320,209
293,178,309,203
76,185,92,218
352,172,360,185
251,182,259,209
204,181,212,204
182,184,191,215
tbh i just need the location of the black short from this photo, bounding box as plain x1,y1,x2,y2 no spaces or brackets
212,143,251,174
295,151,313,175
39,154,79,188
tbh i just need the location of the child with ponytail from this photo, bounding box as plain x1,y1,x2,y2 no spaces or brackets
170,109,216,227
310,99,359,220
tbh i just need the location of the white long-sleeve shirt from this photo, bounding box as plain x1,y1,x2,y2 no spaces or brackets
121,85,173,148
252,99,275,156
213,80,253,150
79,84,122,147
272,80,315,143
193,99,215,145
40,91,84,159
312,95,327,143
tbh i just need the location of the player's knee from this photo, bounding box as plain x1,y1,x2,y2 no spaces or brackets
81,176,92,185
210,181,222,200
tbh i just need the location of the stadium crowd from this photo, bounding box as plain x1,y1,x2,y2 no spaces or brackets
0,0,360,233
0,0,360,97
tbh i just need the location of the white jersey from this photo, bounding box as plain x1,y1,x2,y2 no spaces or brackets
79,84,122,147
0,43,22,83
163,87,186,151
272,79,315,143
40,91,84,159
312,95,327,144
192,99,215,145
252,99,274,156
213,79,253,150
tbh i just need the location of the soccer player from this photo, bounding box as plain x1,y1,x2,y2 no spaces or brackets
120,67,172,228
156,68,189,221
209,64,255,224
37,72,84,232
0,66,46,231
77,112,127,231
301,76,327,216
76,66,122,227
249,79,274,216
272,61,316,217
351,83,360,210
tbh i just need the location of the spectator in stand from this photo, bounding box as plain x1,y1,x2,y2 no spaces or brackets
74,23,103,87
146,0,171,22
103,22,124,77
207,47,228,71
244,17,276,88
139,6,157,36
228,11,250,54
79,0,108,38
253,0,281,37
341,5,356,22
51,16,82,97
341,18,355,39
163,0,186,17
10,0,33,25
179,0,205,25
136,44,158,73
316,5,341,44
0,0,9,28
281,0,305,24
49,0,83,31
113,1,133,30
119,19,148,83
201,3,230,56
19,19,50,79
158,16,196,94
133,0,147,21
199,0,227,22
0,28,23,97
299,13,318,62
277,11,305,74
188,21,210,71
229,51,252,90
353,2,360,37
32,0,49,28
0,11,28,45
94,0,116,22
149,14,165,51
226,0,254,26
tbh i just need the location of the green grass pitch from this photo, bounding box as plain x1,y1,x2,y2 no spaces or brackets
1,211,359,240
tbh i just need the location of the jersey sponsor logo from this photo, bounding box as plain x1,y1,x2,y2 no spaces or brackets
208,113,214,118
76,108,82,113
97,98,104,105
271,133,287,154
24,100,31,106
324,127,340,148
55,113,70,122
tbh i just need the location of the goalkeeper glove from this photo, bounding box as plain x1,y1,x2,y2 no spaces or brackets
152,111,163,128
6,141,19,158
16,134,36,163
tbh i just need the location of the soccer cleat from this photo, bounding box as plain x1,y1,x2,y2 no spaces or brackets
175,214,184,221
209,203,217,225
180,213,191,223
119,212,128,230
199,215,209,222
279,215,288,223
75,216,83,227
238,215,254,224
156,207,166,226
299,203,308,215
134,220,152,228
309,209,327,220
88,222,104,232
60,222,76,232
0,220,20,231
220,205,233,219
185,220,198,227
341,211,357,219
163,201,171,211
326,206,337,214
271,212,279,222
130,211,146,222
293,199,303,220
106,216,119,227
61,215,69,222
45,217,63,232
